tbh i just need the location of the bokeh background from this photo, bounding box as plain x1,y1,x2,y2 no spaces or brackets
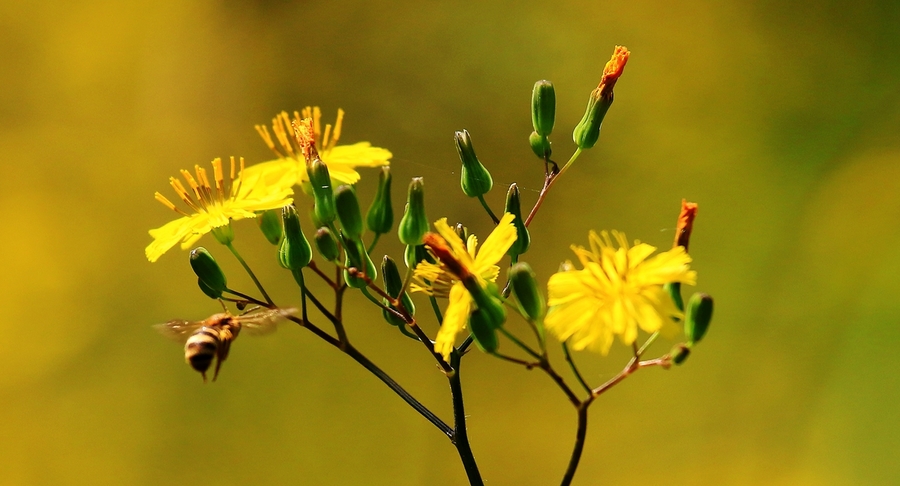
2,0,899,484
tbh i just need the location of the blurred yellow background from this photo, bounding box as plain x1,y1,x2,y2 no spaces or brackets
2,0,899,484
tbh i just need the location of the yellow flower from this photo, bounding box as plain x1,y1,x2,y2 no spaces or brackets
146,157,293,262
545,230,696,354
244,107,391,190
412,214,518,360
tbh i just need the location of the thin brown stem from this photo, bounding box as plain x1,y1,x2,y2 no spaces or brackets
559,403,590,486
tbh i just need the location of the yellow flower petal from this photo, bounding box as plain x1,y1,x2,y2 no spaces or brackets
473,213,517,272
434,284,472,361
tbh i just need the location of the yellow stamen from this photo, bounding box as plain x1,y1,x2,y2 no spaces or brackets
212,158,225,204
154,192,190,216
272,112,294,158
195,165,214,208
322,123,333,151
180,169,202,201
233,157,245,197
332,108,344,147
255,124,281,157
312,106,322,141
169,177,201,212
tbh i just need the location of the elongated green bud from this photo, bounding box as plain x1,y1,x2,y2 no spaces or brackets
455,130,493,197
671,343,691,365
573,46,629,149
314,227,339,262
381,256,415,327
685,293,714,345
257,209,283,245
404,243,433,269
366,167,393,235
453,223,468,242
341,235,376,288
529,131,551,159
462,279,506,331
334,185,364,241
531,80,556,137
278,204,312,270
572,88,612,150
190,247,227,298
468,307,500,354
398,177,428,245
665,282,684,313
504,184,530,257
308,158,335,225
509,262,544,322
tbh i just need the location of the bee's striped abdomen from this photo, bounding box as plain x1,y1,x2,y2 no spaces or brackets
184,326,220,376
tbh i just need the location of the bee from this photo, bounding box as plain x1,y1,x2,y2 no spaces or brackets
155,306,296,382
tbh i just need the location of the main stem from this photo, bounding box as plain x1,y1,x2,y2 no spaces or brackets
560,403,591,486
449,352,483,485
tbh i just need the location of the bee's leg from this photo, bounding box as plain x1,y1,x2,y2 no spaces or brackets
211,357,222,382
212,338,232,382
201,370,208,383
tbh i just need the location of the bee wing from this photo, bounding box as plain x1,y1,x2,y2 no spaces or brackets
238,307,297,336
154,319,204,343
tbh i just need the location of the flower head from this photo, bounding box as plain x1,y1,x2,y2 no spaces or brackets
598,45,630,99
545,230,696,354
245,107,391,191
146,157,293,262
412,213,517,360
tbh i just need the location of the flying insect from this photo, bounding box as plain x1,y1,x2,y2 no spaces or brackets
155,306,296,382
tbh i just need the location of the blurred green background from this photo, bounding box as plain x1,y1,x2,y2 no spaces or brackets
2,0,899,484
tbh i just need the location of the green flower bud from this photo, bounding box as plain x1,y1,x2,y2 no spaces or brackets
257,209,283,245
366,166,394,235
531,80,556,137
685,293,714,345
211,223,234,246
455,130,493,197
671,343,691,365
573,46,629,150
308,158,335,225
278,204,312,270
468,307,500,354
452,223,468,242
341,235,376,289
381,256,415,327
334,185,364,241
665,282,684,313
572,88,613,150
398,177,428,246
190,247,227,298
404,243,433,269
314,227,339,262
529,131,551,159
509,262,544,322
462,279,506,331
504,184,530,257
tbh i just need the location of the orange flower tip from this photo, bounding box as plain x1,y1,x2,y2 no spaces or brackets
423,232,469,279
674,199,699,251
599,45,630,96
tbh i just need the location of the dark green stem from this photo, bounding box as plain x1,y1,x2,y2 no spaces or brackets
449,351,483,485
562,342,592,395
344,343,453,438
225,242,273,305
367,233,381,254
477,194,499,224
